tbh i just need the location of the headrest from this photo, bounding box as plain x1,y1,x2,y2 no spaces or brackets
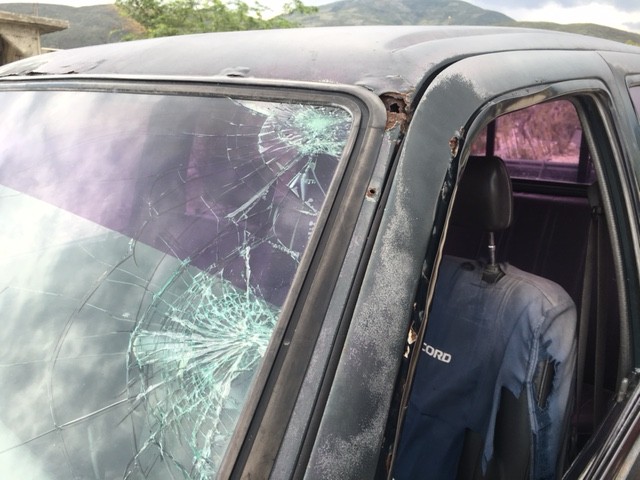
451,155,513,231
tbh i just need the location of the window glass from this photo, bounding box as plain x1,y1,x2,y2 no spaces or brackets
0,89,353,478
629,85,640,121
471,100,593,183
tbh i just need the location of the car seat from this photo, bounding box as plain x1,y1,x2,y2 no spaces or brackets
393,155,577,480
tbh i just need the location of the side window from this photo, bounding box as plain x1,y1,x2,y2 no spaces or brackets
471,99,594,183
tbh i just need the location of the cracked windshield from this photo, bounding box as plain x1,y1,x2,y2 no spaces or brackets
0,89,353,479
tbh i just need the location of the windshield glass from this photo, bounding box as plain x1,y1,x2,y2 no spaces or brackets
0,88,353,479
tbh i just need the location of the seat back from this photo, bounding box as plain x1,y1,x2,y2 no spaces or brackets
393,156,576,480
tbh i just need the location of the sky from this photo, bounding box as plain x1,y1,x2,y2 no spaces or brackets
473,0,640,34
3,0,640,35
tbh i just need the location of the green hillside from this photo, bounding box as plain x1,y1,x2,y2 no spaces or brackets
507,21,640,46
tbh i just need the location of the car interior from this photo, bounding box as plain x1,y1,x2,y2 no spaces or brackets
385,96,627,479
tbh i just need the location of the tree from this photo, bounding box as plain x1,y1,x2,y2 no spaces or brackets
116,0,317,38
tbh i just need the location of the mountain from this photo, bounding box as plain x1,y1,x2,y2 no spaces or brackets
511,21,640,46
289,0,512,27
287,0,640,45
0,3,142,48
1,0,639,49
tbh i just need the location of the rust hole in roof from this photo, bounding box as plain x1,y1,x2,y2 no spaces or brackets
381,93,409,131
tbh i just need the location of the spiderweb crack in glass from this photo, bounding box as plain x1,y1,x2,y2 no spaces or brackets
128,261,277,479
122,102,352,478
267,105,351,158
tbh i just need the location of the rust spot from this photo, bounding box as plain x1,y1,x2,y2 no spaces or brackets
381,93,410,131
366,187,378,198
449,127,466,158
449,135,459,157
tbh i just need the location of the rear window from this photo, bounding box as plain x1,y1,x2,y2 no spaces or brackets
0,87,353,478
471,99,594,184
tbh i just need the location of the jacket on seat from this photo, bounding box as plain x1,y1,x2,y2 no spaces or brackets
394,255,576,480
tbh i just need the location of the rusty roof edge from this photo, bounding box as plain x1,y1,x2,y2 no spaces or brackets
1,26,639,92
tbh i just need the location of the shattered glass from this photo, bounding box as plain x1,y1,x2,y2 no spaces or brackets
0,88,353,478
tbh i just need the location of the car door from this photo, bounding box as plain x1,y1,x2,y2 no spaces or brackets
571,52,640,479
284,49,640,479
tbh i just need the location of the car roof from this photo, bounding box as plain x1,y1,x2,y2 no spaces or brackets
1,25,639,98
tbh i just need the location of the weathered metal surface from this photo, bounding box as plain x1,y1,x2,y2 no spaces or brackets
1,26,639,103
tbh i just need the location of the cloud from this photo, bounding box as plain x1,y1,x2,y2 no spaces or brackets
553,0,638,10
471,1,640,33
474,0,638,13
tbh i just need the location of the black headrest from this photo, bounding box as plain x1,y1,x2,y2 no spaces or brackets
451,155,513,231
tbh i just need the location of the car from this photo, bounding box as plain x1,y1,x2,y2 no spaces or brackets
1,24,640,479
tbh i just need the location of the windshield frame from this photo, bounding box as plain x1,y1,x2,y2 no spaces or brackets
0,75,386,478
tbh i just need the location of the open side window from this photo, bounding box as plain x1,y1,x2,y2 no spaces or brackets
385,94,632,479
